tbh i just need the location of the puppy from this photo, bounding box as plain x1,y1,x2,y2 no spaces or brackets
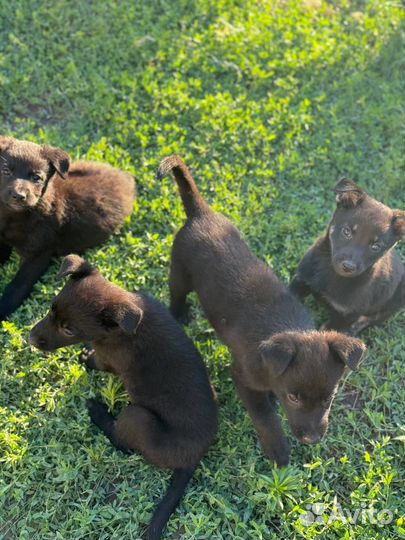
158,155,366,467
290,178,405,335
29,255,218,540
0,136,135,321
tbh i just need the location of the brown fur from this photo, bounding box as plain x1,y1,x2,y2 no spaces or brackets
0,136,135,320
158,155,366,467
290,178,405,334
30,255,217,540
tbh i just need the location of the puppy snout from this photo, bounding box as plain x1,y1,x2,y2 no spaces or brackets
300,433,322,445
29,331,47,349
340,260,357,275
11,191,27,202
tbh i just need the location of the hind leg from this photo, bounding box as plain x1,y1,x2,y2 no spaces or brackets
87,399,187,469
169,257,193,324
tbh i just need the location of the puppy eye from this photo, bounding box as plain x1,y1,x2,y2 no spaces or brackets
370,242,381,252
31,173,42,182
287,393,301,405
342,226,352,239
2,167,11,176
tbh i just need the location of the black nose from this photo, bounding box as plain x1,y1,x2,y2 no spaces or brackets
12,192,26,201
341,260,356,274
29,333,47,348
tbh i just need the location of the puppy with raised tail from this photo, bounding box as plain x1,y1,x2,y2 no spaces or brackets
158,155,366,467
30,255,218,540
290,178,405,335
0,136,135,321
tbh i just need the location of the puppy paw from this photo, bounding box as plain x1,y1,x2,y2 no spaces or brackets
263,440,291,467
86,398,112,429
80,348,98,369
170,302,192,325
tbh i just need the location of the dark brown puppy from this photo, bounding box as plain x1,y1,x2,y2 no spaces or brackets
29,255,217,540
290,178,405,335
158,155,366,467
0,136,135,321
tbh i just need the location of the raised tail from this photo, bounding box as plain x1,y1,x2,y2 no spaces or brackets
144,466,197,540
157,155,207,218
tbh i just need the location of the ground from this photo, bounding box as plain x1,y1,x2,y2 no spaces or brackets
0,1,404,539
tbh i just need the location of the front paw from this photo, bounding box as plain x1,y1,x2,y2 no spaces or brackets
262,438,291,467
86,398,112,429
170,302,192,325
80,348,98,369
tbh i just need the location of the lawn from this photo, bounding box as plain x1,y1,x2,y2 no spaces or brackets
0,1,404,538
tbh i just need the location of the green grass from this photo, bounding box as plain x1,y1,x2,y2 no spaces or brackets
1,0,404,538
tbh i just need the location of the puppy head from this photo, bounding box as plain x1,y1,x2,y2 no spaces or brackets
0,136,70,211
260,330,366,444
328,178,404,277
29,255,143,351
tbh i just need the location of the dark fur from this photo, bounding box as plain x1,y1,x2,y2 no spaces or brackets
158,155,366,467
290,178,405,335
30,255,217,540
0,136,135,320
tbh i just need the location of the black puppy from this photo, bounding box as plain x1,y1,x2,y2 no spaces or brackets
30,255,218,540
0,136,135,320
291,178,405,335
158,155,366,467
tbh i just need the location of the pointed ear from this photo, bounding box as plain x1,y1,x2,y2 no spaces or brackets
259,332,296,377
327,333,366,371
102,302,143,335
391,210,405,240
334,178,365,208
58,254,94,280
41,144,70,179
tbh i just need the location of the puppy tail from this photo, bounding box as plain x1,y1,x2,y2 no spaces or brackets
157,155,207,217
144,466,197,540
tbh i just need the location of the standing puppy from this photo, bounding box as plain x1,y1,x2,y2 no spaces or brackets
0,136,135,320
30,255,218,540
158,156,366,467
290,178,405,335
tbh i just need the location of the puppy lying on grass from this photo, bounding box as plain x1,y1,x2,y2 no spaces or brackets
0,136,135,321
30,255,218,540
158,155,366,467
290,178,405,335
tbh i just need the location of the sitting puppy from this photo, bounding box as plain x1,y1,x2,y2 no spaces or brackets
290,178,405,335
158,155,366,467
29,255,218,540
0,136,135,321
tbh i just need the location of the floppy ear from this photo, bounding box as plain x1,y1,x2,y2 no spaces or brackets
391,210,405,240
328,333,366,371
334,178,365,208
41,144,70,179
102,302,143,335
58,254,94,280
259,332,296,377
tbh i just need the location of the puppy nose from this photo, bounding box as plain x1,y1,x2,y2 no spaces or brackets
12,192,26,201
341,260,356,274
29,334,46,348
300,434,322,445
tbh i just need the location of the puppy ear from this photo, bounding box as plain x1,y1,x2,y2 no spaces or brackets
41,144,70,179
259,332,296,377
58,254,94,280
0,136,13,152
102,302,143,335
334,178,365,208
327,333,366,371
391,210,405,240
